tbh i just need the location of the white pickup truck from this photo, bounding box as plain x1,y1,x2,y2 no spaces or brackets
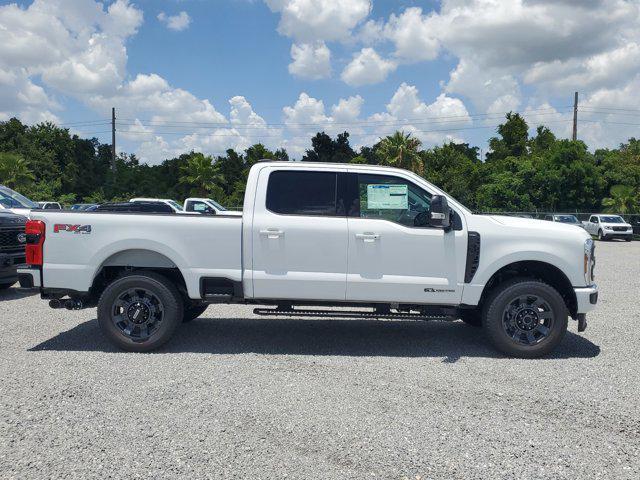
183,197,242,216
582,214,633,241
18,162,598,358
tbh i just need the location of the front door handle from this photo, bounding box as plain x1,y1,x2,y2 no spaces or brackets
260,229,284,239
355,233,380,243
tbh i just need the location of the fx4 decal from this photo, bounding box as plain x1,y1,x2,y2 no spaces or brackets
53,224,92,234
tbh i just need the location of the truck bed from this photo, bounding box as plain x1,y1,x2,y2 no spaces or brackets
32,211,243,299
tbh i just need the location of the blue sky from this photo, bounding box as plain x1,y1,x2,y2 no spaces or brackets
1,1,639,163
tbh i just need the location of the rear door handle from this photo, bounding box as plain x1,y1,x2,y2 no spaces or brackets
355,233,380,243
260,229,284,239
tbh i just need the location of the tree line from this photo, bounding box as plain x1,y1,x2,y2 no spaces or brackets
0,113,639,213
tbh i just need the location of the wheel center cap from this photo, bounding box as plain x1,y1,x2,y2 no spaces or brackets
127,302,150,324
515,308,539,331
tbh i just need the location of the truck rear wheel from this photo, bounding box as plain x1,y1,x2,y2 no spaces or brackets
482,278,568,358
183,304,208,323
97,271,183,352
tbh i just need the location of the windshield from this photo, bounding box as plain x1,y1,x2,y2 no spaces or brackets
207,199,226,211
600,215,624,223
554,215,579,224
167,200,183,211
0,185,38,209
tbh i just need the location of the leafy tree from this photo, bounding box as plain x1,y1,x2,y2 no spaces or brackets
302,132,355,163
376,131,423,174
602,185,638,214
179,152,220,197
0,152,35,189
422,142,481,207
486,112,529,161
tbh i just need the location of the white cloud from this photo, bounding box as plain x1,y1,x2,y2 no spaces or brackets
383,7,440,63
281,85,472,156
341,48,396,86
288,42,331,79
376,83,472,145
157,11,191,32
265,0,371,42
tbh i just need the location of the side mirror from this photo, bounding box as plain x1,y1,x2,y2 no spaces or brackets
429,195,451,230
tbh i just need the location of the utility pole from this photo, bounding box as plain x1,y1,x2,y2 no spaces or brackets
572,92,578,141
111,107,116,172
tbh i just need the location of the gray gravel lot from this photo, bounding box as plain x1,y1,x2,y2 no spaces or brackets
1,241,639,479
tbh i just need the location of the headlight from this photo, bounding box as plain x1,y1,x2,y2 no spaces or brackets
605,226,613,230
584,238,595,283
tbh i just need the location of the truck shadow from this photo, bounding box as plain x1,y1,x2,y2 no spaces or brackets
30,317,601,360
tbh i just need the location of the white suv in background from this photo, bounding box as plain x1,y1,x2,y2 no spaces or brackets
583,214,633,241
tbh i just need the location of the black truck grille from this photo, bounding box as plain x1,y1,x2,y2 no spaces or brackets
612,226,628,232
0,227,26,253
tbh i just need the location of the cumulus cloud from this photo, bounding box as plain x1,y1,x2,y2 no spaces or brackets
0,0,143,116
281,85,471,156
288,42,331,79
353,0,640,124
157,11,191,32
341,48,396,86
265,0,371,42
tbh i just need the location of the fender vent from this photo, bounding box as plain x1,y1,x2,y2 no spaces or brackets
464,231,481,283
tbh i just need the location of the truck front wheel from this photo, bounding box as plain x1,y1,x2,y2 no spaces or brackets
97,272,183,352
483,279,568,358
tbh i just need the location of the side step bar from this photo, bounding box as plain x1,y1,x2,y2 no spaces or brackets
253,307,455,321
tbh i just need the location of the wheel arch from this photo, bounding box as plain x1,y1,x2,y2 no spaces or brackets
90,249,188,301
479,260,577,318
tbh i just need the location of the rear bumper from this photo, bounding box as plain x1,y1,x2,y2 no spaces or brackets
574,284,598,314
17,266,41,289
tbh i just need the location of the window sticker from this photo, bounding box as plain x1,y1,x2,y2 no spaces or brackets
367,184,408,209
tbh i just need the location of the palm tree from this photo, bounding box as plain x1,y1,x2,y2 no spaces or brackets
179,153,221,197
0,152,35,189
602,184,638,214
376,131,424,174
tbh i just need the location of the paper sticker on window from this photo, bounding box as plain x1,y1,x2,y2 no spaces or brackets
367,184,408,209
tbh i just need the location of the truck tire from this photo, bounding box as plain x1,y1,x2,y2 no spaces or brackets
97,271,183,352
597,229,607,241
459,308,482,327
183,304,208,323
482,278,568,358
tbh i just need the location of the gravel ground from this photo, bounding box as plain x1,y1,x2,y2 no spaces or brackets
0,241,639,479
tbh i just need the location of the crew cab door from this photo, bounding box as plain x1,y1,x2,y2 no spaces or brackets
346,172,466,305
587,216,598,234
250,167,348,301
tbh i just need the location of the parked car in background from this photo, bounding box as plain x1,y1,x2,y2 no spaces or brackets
0,211,27,289
183,197,242,215
71,203,99,211
130,198,184,212
37,202,62,210
0,185,39,216
583,214,633,241
544,214,585,229
96,201,175,214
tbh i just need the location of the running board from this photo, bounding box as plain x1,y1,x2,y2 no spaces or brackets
253,307,454,321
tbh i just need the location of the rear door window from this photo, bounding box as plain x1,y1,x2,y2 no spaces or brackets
266,170,338,216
